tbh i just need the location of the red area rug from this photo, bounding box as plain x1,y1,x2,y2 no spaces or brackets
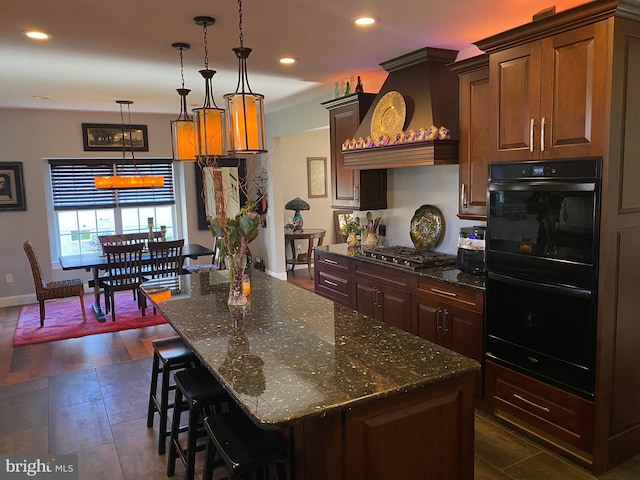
13,292,166,347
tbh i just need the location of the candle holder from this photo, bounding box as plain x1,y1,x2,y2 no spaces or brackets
147,217,155,246
161,225,167,242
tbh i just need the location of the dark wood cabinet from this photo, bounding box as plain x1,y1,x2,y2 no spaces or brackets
314,250,354,308
354,262,412,332
412,277,484,398
451,55,490,220
322,94,387,210
474,2,640,473
486,22,606,162
485,360,594,456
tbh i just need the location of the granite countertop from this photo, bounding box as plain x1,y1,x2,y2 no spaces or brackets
141,272,479,429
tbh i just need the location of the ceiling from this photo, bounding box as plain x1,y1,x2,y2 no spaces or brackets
1,0,590,116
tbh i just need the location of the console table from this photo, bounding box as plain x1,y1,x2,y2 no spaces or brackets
285,228,326,279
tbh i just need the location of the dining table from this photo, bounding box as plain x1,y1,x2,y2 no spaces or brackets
140,271,479,480
59,243,214,322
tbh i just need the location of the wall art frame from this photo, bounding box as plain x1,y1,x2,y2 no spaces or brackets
82,123,149,151
0,161,26,211
307,156,327,198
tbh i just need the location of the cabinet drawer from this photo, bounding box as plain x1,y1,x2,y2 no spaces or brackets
354,262,410,290
486,360,593,456
315,251,353,273
316,269,353,307
412,277,483,313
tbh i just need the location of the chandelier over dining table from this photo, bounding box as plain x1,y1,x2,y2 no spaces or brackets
94,100,165,189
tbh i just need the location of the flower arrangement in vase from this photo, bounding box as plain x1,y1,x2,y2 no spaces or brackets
197,156,269,306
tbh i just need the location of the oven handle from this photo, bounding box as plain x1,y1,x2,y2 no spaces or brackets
488,272,593,298
489,181,596,192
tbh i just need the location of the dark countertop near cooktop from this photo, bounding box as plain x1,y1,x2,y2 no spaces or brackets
141,272,480,428
315,243,486,291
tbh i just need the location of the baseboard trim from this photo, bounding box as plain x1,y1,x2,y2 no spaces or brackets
0,293,36,308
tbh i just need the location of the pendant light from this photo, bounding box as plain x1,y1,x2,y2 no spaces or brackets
192,16,226,158
224,0,266,154
94,101,164,189
170,42,196,161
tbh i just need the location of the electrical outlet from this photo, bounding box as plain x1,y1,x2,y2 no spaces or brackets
5,274,13,283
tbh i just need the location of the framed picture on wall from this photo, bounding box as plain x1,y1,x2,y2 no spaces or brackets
82,123,149,151
0,162,26,211
307,157,327,198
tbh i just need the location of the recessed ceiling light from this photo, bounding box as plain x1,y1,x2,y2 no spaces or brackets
33,95,52,100
279,57,298,65
23,30,52,40
353,16,379,26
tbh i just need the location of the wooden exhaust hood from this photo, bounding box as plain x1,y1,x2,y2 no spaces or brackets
342,47,460,170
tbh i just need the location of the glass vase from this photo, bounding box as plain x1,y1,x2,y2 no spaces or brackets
226,254,248,306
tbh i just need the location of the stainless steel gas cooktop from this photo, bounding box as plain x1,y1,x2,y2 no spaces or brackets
358,246,456,270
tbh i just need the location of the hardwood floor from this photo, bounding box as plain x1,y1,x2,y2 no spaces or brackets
0,274,639,479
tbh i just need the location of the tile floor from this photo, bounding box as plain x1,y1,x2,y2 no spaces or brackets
1,275,639,479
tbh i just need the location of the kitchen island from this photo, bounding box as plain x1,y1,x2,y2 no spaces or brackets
141,271,479,480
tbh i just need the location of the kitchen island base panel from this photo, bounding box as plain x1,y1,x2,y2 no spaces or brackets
293,373,475,480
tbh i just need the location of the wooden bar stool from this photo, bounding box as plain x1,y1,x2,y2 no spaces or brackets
202,410,289,480
147,336,198,455
167,367,231,480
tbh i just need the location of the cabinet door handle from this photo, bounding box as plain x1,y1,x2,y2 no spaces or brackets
460,184,467,208
323,258,338,265
513,393,550,413
443,309,449,334
437,307,443,332
430,287,457,298
540,117,546,152
324,280,338,287
529,118,535,152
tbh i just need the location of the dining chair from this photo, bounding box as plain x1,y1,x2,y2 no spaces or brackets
98,232,161,302
98,232,161,250
148,239,184,278
99,242,145,322
142,239,184,315
23,240,87,327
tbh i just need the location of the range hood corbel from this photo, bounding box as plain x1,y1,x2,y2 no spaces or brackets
342,47,460,170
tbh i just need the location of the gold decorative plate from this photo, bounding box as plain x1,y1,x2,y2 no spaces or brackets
410,204,445,250
370,91,406,144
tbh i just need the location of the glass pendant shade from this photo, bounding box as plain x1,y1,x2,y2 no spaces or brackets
225,47,266,154
225,91,265,154
192,18,226,158
171,88,196,161
170,43,196,161
171,117,196,160
193,96,226,157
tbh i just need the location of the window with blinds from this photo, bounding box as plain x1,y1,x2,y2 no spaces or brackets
49,158,175,210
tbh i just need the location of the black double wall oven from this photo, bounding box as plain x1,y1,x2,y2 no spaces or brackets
485,158,601,399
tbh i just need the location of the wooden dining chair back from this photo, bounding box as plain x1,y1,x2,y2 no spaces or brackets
98,232,161,251
99,242,145,322
23,240,87,327
149,239,185,278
